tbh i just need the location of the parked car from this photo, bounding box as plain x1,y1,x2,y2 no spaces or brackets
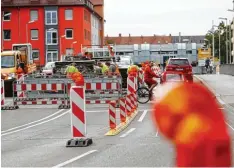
41,62,55,75
165,58,193,82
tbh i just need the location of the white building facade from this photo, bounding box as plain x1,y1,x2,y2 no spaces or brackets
91,14,101,46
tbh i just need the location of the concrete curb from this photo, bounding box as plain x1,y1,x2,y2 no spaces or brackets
105,109,138,136
194,75,234,111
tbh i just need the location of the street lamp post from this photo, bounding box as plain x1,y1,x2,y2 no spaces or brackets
26,20,36,43
2,13,11,51
227,5,234,63
219,17,228,64
71,41,77,55
60,35,66,61
213,25,221,65
158,41,161,65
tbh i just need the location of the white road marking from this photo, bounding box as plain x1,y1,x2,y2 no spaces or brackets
1,110,70,136
120,128,136,138
1,109,65,133
155,130,159,137
138,110,148,122
52,150,98,168
226,122,234,131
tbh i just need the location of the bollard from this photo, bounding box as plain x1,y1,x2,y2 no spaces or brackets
1,79,5,106
66,86,92,147
138,70,144,87
130,93,136,113
126,94,132,117
127,75,137,95
109,101,117,129
133,91,138,110
119,98,126,123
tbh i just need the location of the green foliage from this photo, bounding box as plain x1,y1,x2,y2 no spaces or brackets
205,21,232,64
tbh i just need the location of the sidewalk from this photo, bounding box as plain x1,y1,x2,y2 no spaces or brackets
195,74,234,109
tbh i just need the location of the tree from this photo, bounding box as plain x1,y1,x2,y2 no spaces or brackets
204,21,232,64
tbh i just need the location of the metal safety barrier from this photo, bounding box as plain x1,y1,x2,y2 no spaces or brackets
13,78,69,109
67,75,123,105
9,74,123,109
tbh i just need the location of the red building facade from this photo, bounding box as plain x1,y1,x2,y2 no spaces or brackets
1,0,104,66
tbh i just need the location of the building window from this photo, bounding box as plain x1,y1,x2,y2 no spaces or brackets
65,29,73,39
66,48,73,55
32,50,39,60
45,11,57,25
30,10,38,21
186,50,192,54
31,29,38,40
46,29,58,45
84,10,90,22
84,29,87,40
3,30,11,40
47,50,58,62
65,9,73,20
3,11,11,21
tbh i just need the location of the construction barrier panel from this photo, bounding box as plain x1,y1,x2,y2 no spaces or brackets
66,85,92,147
13,79,68,108
67,75,122,105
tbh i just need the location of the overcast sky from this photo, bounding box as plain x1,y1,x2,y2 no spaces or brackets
104,0,234,36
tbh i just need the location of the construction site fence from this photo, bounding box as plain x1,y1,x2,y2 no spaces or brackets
12,75,123,108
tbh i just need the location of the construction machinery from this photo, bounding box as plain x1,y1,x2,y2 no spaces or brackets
1,43,37,96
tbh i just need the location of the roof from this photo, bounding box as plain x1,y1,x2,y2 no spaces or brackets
105,35,172,45
89,0,103,5
1,0,102,18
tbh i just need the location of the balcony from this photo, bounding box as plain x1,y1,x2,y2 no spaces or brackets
1,0,86,6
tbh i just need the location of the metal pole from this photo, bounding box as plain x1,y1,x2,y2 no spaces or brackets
60,37,62,61
229,20,232,64
226,19,228,64
212,21,215,63
2,16,4,51
219,29,221,64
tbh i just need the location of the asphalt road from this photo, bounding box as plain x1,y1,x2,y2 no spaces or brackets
2,79,234,167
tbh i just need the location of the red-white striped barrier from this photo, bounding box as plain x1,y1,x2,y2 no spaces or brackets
127,76,137,95
109,101,116,129
119,98,126,123
14,83,65,91
68,83,120,91
133,91,138,109
130,93,136,112
1,79,5,106
14,100,66,105
126,94,132,116
138,70,144,86
70,86,86,138
17,74,25,98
